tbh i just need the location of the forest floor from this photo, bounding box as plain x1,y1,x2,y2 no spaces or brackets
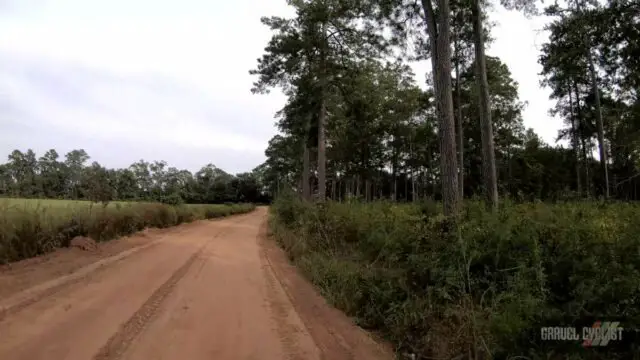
0,207,393,360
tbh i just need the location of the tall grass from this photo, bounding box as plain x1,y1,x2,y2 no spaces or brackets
270,193,640,359
0,198,255,263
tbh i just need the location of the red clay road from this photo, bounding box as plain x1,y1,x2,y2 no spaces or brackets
0,207,393,360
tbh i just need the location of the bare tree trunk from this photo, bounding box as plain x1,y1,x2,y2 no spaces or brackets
568,90,582,196
411,168,416,203
507,145,512,196
422,0,460,216
578,0,609,199
574,80,591,198
392,137,398,201
365,179,370,201
331,177,336,200
423,167,427,200
404,173,408,202
471,0,498,210
372,181,376,201
317,23,327,202
587,54,609,199
302,144,310,201
455,45,464,200
410,136,416,202
582,136,591,197
456,57,464,199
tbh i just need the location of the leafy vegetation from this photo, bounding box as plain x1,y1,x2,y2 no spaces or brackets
0,148,271,205
0,198,255,263
270,194,640,358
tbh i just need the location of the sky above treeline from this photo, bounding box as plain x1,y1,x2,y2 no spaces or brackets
0,0,561,174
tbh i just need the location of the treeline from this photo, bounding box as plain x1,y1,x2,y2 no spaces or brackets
0,149,271,204
251,0,640,205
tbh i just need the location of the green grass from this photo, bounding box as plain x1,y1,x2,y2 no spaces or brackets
270,194,640,359
0,198,255,263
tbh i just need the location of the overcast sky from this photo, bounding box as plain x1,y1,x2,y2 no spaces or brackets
0,0,562,174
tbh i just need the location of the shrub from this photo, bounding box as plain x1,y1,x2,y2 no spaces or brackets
270,196,640,359
0,199,256,263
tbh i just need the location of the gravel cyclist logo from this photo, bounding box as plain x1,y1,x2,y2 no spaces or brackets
582,321,623,347
541,321,624,347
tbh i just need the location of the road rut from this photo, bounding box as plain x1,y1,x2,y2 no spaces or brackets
0,208,393,360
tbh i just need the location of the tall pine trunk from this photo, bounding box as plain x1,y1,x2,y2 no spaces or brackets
587,53,609,198
574,80,591,197
302,129,311,201
422,0,460,216
331,177,336,200
410,138,416,202
578,0,609,199
454,38,464,200
317,23,327,202
392,139,398,201
471,0,498,210
568,90,582,195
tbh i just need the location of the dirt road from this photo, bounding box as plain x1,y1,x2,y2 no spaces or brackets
0,208,393,360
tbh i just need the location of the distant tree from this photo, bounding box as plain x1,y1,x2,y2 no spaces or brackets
64,149,90,199
81,162,115,205
0,149,267,205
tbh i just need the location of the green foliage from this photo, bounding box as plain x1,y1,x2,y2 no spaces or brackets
270,196,640,359
0,148,271,204
539,0,640,200
0,198,255,263
160,192,185,206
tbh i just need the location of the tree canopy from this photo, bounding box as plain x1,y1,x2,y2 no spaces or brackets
252,0,640,204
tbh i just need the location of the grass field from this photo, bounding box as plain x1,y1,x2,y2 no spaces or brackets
270,194,640,359
0,198,255,263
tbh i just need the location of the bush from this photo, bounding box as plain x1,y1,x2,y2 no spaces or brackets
0,199,256,263
269,196,640,359
160,193,185,206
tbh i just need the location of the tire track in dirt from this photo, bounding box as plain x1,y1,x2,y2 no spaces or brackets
0,240,163,321
0,223,207,321
93,214,255,360
1,214,255,323
119,207,321,360
92,247,204,360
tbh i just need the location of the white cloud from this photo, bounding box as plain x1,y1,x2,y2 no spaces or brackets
0,0,563,175
489,7,564,144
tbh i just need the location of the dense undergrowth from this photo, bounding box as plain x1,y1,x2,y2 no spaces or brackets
269,193,640,359
0,199,255,263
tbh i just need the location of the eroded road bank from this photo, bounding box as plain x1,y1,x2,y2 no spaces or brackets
0,207,392,360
